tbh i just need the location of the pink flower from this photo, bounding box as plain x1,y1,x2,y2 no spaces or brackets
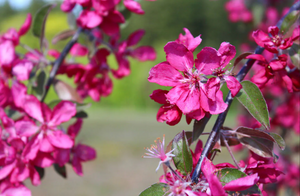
70,43,88,57
143,135,175,171
71,144,96,176
150,89,183,126
124,0,145,15
197,42,242,97
18,14,32,36
225,0,252,23
21,96,76,161
0,183,31,196
12,60,34,81
176,28,202,52
252,26,299,53
239,152,283,184
77,10,102,29
246,53,293,92
111,29,156,78
148,41,227,120
223,173,259,191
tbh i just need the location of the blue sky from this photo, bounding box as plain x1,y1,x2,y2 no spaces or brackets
0,0,60,10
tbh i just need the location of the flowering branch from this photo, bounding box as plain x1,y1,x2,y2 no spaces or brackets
41,27,83,102
191,1,300,183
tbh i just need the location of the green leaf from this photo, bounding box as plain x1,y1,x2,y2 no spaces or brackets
270,132,285,150
74,111,88,118
218,168,247,184
218,168,261,195
52,29,76,45
139,183,169,196
236,81,270,129
67,12,77,30
172,131,193,175
280,10,300,35
32,4,56,38
234,52,253,67
53,163,67,178
289,44,300,68
34,166,45,180
192,115,210,143
32,70,46,99
252,4,265,26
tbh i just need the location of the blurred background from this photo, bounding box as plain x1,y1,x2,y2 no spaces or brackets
0,0,294,195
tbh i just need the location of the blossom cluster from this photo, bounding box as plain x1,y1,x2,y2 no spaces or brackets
0,15,96,194
57,0,156,101
144,136,283,195
149,28,242,125
0,0,156,195
224,0,300,195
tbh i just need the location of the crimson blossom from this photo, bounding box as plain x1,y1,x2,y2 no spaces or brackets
149,28,241,124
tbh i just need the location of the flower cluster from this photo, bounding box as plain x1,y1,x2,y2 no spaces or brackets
0,0,156,195
148,28,242,125
56,0,156,101
223,0,300,195
143,137,283,195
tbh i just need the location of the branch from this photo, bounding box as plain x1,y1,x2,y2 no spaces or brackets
41,27,83,103
191,1,300,183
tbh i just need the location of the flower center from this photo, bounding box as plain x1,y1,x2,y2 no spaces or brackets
272,35,282,46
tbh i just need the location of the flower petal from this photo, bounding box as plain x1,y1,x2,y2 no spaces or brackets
224,75,242,97
49,101,76,126
48,130,74,149
124,0,145,15
164,42,194,72
23,95,44,123
148,61,183,86
15,121,38,137
18,13,32,36
224,173,259,191
195,47,221,75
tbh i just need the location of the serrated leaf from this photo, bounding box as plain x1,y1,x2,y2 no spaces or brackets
270,133,285,150
234,52,253,67
139,183,169,196
236,81,270,129
280,10,300,35
192,115,210,143
32,3,56,51
53,79,83,103
54,163,67,178
172,131,193,175
32,70,46,99
52,29,76,44
218,168,247,184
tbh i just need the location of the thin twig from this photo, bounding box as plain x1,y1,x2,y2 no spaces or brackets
41,27,83,102
221,134,240,169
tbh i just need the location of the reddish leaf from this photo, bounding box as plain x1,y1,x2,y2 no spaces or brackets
53,79,83,103
52,29,76,44
233,52,253,67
